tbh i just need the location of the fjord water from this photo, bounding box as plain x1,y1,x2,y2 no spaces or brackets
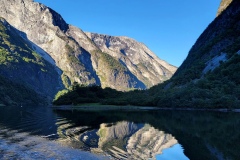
0,106,239,160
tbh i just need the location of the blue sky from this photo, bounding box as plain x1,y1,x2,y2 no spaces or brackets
35,0,220,67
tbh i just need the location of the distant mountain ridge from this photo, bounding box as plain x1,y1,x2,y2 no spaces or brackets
86,32,176,88
34,0,240,109
0,0,177,95
69,0,240,108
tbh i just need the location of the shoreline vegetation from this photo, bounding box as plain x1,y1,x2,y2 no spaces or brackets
52,104,157,111
51,103,240,112
52,2,240,110
53,50,240,109
53,77,240,110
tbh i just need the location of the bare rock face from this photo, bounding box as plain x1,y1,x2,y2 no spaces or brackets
217,0,233,16
0,0,177,91
0,0,100,88
86,33,177,88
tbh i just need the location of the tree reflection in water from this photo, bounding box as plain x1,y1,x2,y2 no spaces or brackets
55,109,240,160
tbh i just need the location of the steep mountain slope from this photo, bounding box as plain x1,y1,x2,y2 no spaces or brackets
92,0,240,108
0,0,100,88
172,0,240,85
86,33,176,88
149,0,240,108
0,18,62,105
0,74,45,106
0,0,176,91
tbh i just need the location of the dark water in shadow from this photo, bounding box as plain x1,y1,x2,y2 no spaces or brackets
0,106,240,160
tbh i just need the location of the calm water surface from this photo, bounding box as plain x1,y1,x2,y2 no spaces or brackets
0,106,239,160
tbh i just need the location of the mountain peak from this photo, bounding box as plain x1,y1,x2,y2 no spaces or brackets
0,0,177,100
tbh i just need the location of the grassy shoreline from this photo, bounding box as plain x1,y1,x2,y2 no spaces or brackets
51,103,240,112
52,103,158,111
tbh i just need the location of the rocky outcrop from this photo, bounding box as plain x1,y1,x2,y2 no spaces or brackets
217,0,233,16
202,53,227,74
0,0,177,91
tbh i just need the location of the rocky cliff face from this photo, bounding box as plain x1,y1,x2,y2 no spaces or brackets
0,0,177,92
0,17,62,105
0,0,100,88
86,33,177,88
217,0,233,16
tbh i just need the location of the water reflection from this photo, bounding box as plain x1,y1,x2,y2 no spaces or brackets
0,106,240,159
157,144,189,160
54,109,240,160
54,117,185,159
59,120,186,159
96,122,179,159
127,124,178,159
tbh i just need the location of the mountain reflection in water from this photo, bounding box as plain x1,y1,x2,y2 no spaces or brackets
0,106,240,159
60,121,185,159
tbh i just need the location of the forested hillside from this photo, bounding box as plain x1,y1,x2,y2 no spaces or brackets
54,0,240,108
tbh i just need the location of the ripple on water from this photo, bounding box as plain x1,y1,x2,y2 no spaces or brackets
0,128,109,160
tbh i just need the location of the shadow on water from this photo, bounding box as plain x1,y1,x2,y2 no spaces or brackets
0,106,240,159
0,106,59,137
